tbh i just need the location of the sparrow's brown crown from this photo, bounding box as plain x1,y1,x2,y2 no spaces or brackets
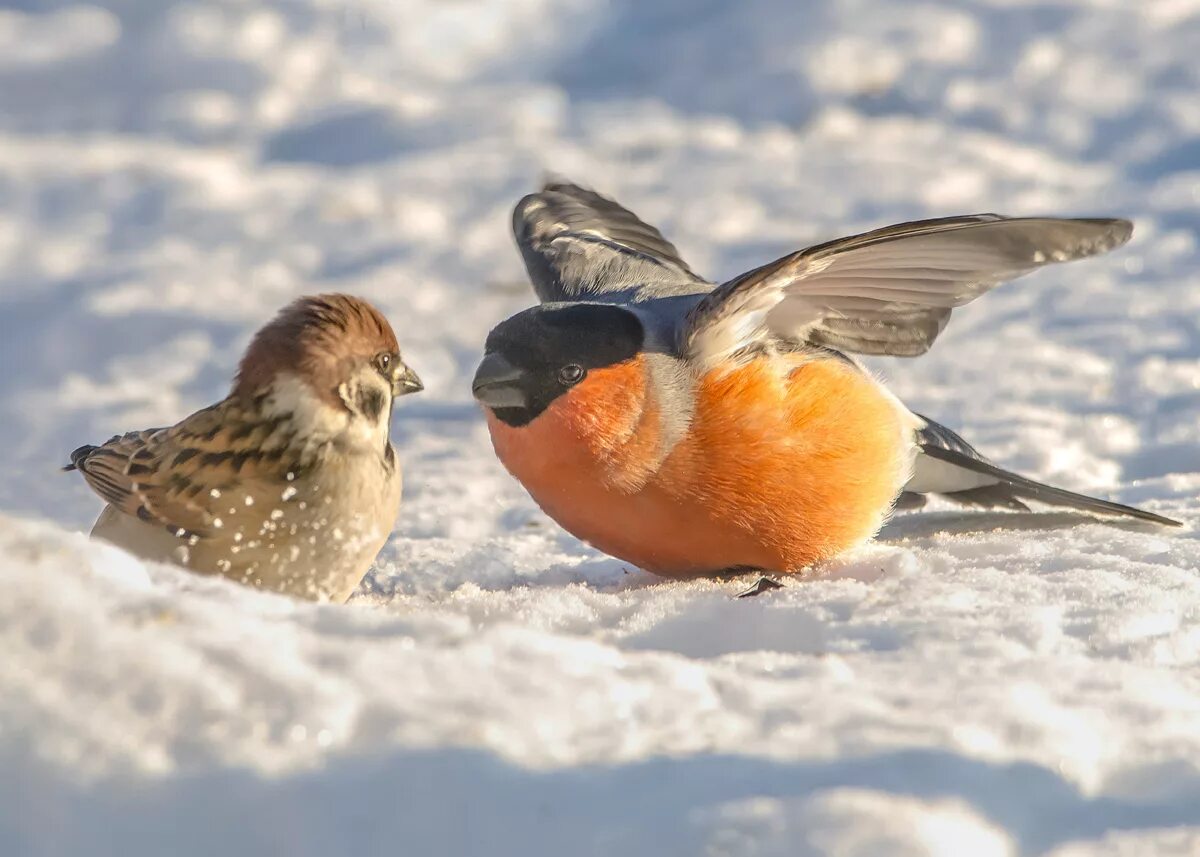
235,294,400,405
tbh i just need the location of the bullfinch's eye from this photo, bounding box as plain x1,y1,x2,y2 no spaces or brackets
558,364,584,385
374,352,393,375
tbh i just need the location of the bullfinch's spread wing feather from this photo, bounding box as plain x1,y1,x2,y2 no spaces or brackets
66,398,299,540
681,215,1133,365
513,181,708,302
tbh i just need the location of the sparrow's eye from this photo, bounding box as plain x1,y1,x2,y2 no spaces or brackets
374,352,393,375
558,364,584,386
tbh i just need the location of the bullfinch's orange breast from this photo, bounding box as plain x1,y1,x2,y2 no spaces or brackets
485,354,911,577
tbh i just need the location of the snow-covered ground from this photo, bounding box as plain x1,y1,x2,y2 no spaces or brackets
2,1,1200,854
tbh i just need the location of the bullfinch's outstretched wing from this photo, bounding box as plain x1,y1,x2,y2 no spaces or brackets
681,214,1132,366
513,181,709,303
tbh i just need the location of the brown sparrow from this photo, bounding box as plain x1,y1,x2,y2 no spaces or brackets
65,294,423,602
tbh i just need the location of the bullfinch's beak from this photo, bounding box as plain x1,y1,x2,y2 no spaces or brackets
393,363,424,397
472,353,528,408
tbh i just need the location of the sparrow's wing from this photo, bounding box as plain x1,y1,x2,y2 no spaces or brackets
512,181,709,302
681,215,1132,366
65,398,295,540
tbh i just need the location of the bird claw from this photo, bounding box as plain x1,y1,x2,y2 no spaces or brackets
735,576,785,598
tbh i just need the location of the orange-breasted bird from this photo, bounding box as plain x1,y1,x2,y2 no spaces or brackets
472,181,1179,581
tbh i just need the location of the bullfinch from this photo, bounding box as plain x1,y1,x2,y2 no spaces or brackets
472,182,1179,581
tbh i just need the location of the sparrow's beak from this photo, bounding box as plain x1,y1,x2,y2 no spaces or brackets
472,353,528,409
393,363,424,397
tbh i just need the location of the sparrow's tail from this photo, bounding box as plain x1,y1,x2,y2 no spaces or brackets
899,416,1181,527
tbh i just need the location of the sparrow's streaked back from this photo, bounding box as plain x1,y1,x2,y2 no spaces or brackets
66,294,423,602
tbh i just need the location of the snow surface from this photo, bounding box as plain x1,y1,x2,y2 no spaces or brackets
2,0,1200,854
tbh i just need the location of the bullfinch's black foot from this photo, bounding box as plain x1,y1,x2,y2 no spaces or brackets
735,576,785,598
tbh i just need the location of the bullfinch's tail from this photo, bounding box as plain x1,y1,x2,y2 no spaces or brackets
901,417,1181,527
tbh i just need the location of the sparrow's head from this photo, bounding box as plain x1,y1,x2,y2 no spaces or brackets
236,294,423,429
473,303,644,427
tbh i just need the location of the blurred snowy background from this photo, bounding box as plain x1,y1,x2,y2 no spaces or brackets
2,1,1200,855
